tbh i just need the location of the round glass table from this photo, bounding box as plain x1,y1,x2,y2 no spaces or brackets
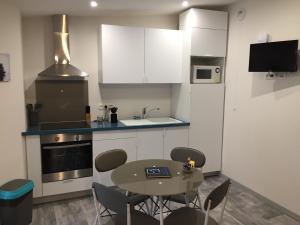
111,159,204,225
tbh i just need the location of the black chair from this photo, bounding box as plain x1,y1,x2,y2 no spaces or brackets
152,147,206,215
169,147,206,210
164,179,231,225
92,149,150,224
93,182,159,225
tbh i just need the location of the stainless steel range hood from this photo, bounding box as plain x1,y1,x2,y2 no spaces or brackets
38,15,88,80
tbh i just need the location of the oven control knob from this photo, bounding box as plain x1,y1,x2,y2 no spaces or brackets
75,135,80,141
55,136,60,142
215,68,220,73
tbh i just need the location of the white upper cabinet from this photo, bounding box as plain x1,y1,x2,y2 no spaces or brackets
101,24,145,83
180,8,228,57
145,28,182,83
190,9,228,30
191,28,227,57
100,25,182,84
181,8,228,30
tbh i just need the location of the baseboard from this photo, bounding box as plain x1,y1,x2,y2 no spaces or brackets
221,174,300,222
33,190,92,205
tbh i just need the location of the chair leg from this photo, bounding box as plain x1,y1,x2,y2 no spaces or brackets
153,197,160,216
94,215,101,225
144,199,151,215
159,196,164,225
194,191,203,210
184,194,190,207
92,188,102,225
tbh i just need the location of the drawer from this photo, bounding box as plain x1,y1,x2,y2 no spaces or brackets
43,177,92,196
93,130,137,141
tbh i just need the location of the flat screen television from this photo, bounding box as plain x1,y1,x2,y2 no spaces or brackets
249,40,298,72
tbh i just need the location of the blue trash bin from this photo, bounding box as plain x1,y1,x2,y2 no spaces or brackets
0,179,34,225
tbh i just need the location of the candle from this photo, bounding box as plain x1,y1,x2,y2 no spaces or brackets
189,160,195,168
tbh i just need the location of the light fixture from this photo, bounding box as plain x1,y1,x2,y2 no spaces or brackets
182,1,189,7
90,1,98,7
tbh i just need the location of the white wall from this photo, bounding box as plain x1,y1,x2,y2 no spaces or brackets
0,1,26,184
223,0,300,215
23,15,178,120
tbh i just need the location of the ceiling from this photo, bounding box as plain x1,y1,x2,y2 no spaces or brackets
12,0,239,16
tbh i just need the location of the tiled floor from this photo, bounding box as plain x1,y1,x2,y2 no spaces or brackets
31,175,300,225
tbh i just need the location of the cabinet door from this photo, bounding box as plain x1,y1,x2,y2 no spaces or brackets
191,9,228,30
93,138,137,186
145,28,182,83
164,127,189,160
191,28,227,57
26,136,43,198
101,24,145,83
189,84,224,173
137,129,164,160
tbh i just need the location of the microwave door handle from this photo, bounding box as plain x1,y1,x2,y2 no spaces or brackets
42,143,91,150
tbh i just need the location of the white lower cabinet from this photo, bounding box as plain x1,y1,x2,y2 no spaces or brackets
26,127,190,198
137,129,164,160
93,131,138,186
164,127,189,160
43,177,93,196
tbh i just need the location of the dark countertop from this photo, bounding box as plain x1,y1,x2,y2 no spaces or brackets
22,120,190,136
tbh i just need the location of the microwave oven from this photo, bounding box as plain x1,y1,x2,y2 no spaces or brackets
192,65,221,84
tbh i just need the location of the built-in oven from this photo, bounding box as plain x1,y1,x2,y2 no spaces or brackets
41,133,93,183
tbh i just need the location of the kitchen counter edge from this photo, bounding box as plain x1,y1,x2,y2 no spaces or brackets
22,121,190,136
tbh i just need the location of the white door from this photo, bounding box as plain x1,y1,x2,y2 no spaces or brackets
191,28,227,57
137,129,164,160
164,127,189,160
189,84,225,173
93,138,137,186
145,28,182,83
101,24,145,83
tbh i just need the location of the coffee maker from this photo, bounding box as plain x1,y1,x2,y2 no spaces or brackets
110,107,118,123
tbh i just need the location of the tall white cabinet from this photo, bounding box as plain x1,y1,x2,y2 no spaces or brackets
172,8,228,173
100,24,183,84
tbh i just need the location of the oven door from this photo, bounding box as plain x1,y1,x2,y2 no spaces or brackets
41,141,93,183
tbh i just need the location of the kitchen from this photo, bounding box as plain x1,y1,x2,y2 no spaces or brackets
23,10,224,197
1,0,300,225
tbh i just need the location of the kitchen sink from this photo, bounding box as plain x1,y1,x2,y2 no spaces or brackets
147,117,183,124
120,117,183,126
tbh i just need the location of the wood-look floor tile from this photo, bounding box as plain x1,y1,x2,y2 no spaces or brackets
30,176,300,225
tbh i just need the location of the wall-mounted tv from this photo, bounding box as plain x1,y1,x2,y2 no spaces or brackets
249,40,298,72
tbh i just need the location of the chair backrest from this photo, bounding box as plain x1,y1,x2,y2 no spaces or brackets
170,147,206,168
204,179,231,210
95,149,127,172
92,182,127,216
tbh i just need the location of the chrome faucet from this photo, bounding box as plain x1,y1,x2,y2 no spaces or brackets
142,107,160,119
